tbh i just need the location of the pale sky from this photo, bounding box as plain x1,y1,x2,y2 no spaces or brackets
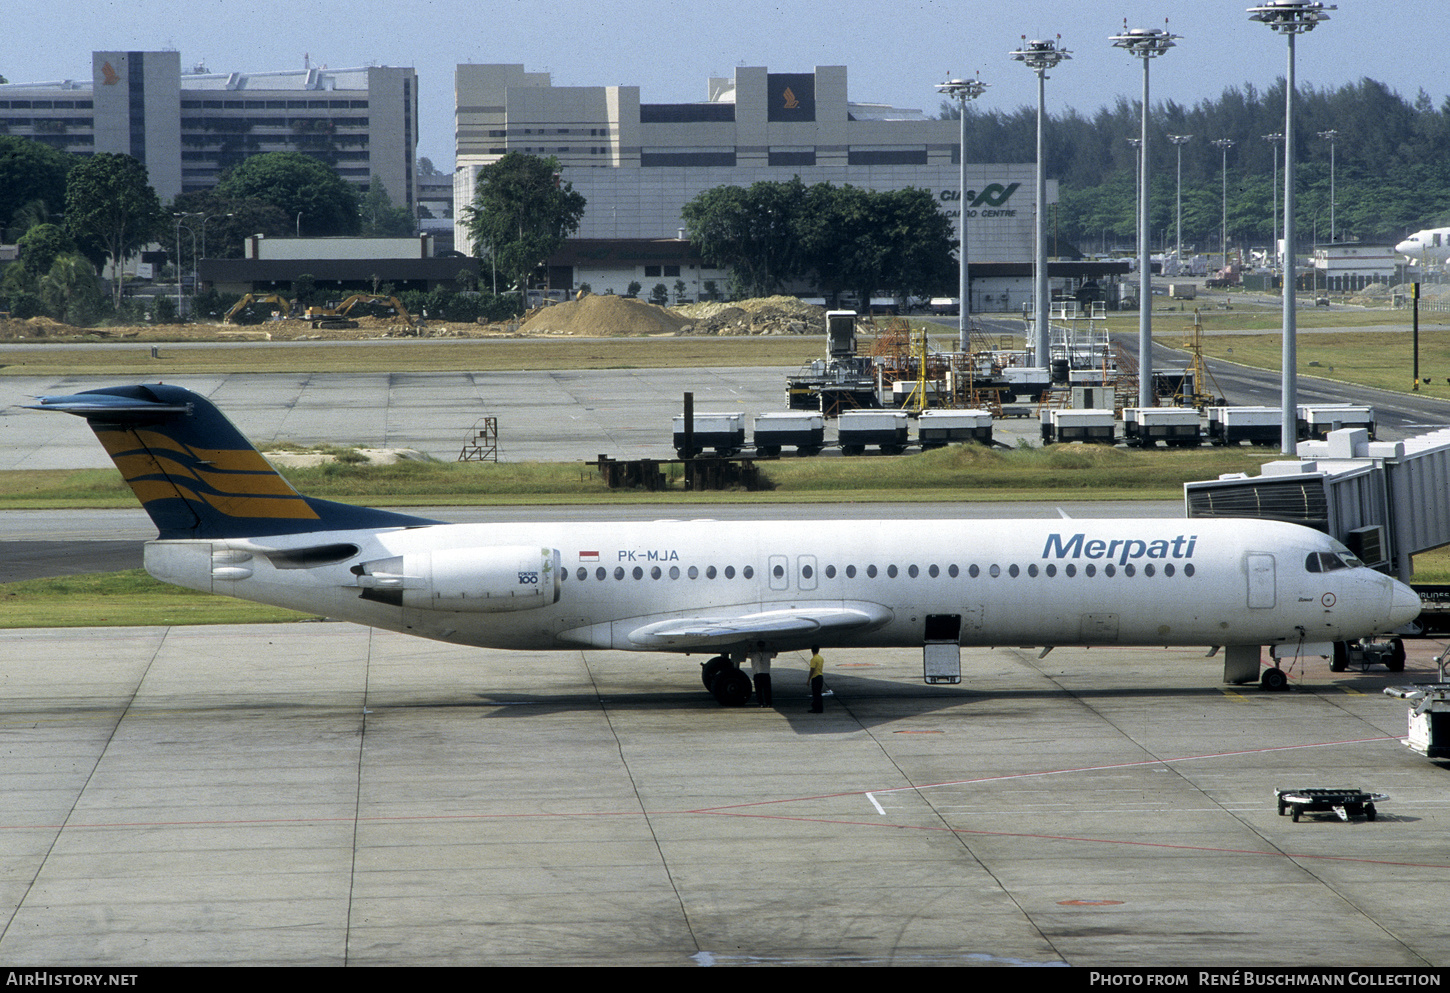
5,1,1436,168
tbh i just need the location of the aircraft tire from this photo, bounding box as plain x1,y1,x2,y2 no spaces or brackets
1386,638,1406,672
1260,667,1289,692
701,656,731,690
711,668,753,707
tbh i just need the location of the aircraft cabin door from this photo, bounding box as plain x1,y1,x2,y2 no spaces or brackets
923,614,962,684
797,554,818,591
768,554,789,591
1246,552,1276,609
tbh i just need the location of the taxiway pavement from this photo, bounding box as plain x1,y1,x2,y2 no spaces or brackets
1,624,1447,966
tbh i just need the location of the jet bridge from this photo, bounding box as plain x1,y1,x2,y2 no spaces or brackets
1185,427,1450,583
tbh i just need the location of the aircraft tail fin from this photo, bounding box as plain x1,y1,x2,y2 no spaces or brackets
28,384,437,540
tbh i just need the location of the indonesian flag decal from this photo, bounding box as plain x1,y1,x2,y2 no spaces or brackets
579,551,600,562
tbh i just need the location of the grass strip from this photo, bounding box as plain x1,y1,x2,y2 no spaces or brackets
0,445,1286,508
0,569,317,628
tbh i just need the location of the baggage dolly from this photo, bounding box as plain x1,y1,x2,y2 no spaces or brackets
1275,788,1387,822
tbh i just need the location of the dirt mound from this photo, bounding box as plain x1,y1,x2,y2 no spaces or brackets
517,294,691,335
673,296,825,336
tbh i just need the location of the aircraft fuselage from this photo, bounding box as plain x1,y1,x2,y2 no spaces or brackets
144,516,1415,657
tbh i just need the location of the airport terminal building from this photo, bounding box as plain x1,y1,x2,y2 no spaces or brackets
454,64,1051,300
0,51,418,211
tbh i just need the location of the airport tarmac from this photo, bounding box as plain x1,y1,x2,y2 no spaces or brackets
1,623,1448,967
0,368,808,470
4,360,1450,967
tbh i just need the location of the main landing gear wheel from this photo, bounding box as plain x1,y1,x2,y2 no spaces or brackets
711,668,754,707
1260,667,1289,691
701,655,731,690
1330,642,1349,673
1386,638,1407,673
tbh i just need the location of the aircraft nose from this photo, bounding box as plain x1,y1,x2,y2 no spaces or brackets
1395,240,1416,256
1388,579,1421,628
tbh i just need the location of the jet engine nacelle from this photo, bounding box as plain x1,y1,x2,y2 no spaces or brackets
358,545,560,613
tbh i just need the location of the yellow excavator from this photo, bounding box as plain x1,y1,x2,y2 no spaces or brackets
305,294,415,329
222,293,293,325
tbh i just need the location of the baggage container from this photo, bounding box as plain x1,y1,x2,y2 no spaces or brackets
917,409,993,448
752,412,825,456
838,409,909,455
673,412,745,457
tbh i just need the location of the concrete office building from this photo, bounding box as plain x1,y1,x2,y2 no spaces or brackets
0,51,418,212
454,64,1051,298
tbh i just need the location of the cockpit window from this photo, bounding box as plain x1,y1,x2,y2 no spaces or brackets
1307,550,1361,573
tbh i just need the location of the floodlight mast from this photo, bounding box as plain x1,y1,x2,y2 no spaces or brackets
1211,138,1236,273
1319,129,1339,245
1263,132,1285,273
1168,135,1193,266
936,73,989,353
1111,21,1179,410
1010,36,1071,372
1247,0,1335,454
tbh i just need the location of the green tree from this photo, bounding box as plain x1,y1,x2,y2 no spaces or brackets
216,152,361,236
682,178,807,299
16,222,76,277
64,153,164,307
685,179,953,304
0,136,74,240
34,254,104,326
360,177,416,237
169,189,292,267
463,153,586,297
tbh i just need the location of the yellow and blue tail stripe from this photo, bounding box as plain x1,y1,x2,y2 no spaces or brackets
28,385,436,539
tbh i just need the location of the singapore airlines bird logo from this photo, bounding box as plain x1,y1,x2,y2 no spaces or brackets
781,87,799,110
101,61,121,85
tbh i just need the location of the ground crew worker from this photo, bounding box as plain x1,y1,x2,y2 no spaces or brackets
808,646,825,713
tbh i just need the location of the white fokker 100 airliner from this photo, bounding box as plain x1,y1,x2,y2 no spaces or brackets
28,385,1422,704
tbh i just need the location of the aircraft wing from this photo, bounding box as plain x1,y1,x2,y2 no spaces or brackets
625,603,892,649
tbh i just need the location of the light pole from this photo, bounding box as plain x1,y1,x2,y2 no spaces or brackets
1010,36,1071,369
1211,138,1236,272
936,73,989,352
1249,0,1335,454
1319,128,1339,245
1263,132,1284,274
1111,22,1179,410
197,212,233,314
172,212,201,319
1127,137,1142,250
1168,135,1192,267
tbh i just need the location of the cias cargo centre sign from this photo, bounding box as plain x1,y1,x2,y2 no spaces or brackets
938,182,1022,220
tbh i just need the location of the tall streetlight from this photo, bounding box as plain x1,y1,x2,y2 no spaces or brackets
1249,0,1335,454
197,212,233,314
1112,22,1179,409
1318,128,1339,245
1263,132,1284,273
937,73,989,352
172,211,201,319
1211,138,1236,272
1168,135,1193,267
1010,36,1071,369
1126,137,1142,254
